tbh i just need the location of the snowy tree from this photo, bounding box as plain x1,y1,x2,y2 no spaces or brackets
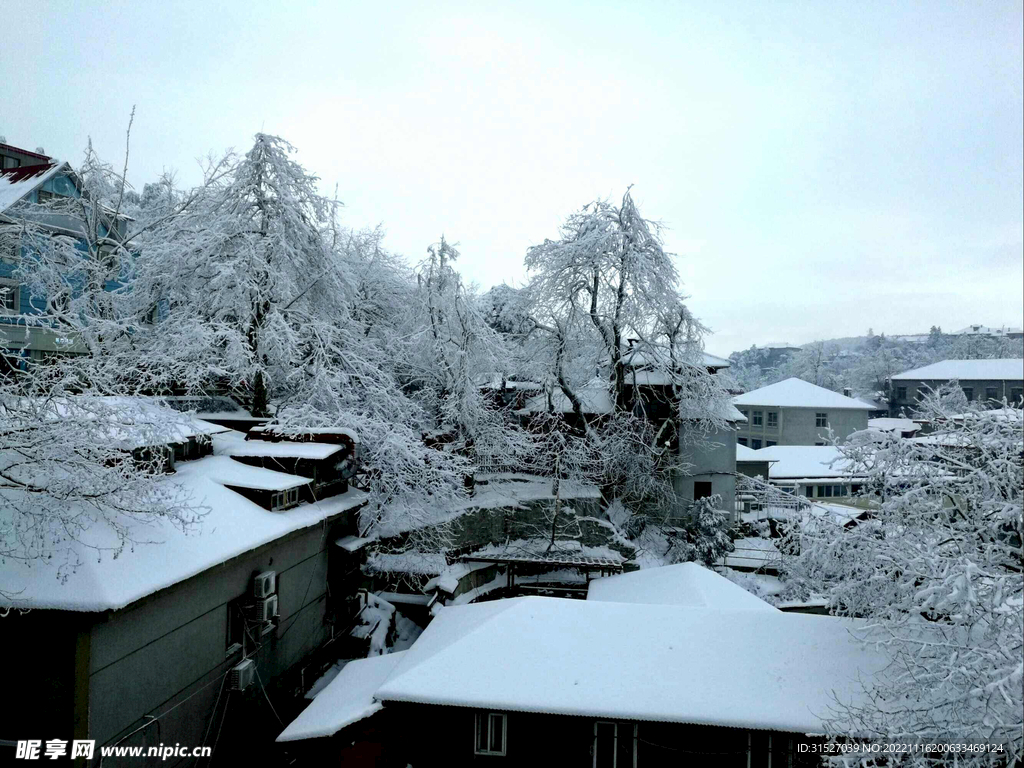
0,128,207,584
787,391,1023,763
522,188,734,551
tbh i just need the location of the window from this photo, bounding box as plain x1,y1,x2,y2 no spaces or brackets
751,439,762,450
474,712,506,756
819,485,833,497
271,488,300,511
962,387,973,401
693,481,713,501
985,386,998,403
36,189,54,204
896,386,907,401
815,412,828,428
594,721,636,768
766,411,778,428
737,437,748,446
752,410,763,427
765,440,777,447
739,410,748,421
1012,388,1023,404
226,595,245,656
915,388,927,402
1,156,21,169
814,441,826,446
0,280,18,314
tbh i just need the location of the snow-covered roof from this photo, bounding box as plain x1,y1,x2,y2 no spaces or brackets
736,443,774,462
953,324,1023,337
277,652,406,742
518,385,613,415
732,378,876,410
623,348,731,370
868,417,919,434
0,161,65,213
756,445,863,480
208,456,312,491
891,359,1024,381
226,440,344,460
373,596,886,733
0,435,367,611
587,562,776,611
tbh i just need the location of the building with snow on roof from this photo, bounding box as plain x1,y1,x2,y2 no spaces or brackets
888,358,1024,416
1,141,131,368
732,378,875,448
275,565,889,766
0,409,370,765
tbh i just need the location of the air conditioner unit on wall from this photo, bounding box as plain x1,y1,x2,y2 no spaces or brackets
253,571,276,598
229,659,255,691
255,595,279,623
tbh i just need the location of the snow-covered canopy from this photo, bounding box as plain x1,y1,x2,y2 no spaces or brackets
372,596,887,734
891,358,1024,381
732,378,876,410
587,562,776,611
755,445,864,480
276,652,406,742
0,431,367,611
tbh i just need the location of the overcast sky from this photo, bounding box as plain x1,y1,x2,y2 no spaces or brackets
2,1,1021,355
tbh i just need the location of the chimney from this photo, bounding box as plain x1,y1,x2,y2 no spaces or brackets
35,147,46,155
843,387,853,397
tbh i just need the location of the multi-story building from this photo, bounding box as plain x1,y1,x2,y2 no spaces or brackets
732,378,875,448
888,359,1024,415
1,141,129,369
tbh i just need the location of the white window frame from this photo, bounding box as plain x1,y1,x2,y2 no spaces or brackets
474,711,507,756
592,721,637,768
0,279,19,314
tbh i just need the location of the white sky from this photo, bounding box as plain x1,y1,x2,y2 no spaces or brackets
2,1,1021,355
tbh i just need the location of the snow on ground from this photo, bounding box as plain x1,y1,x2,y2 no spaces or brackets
350,593,397,656
277,652,407,742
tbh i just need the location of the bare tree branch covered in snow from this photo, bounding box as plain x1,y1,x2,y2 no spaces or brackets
521,188,735,551
786,387,1023,764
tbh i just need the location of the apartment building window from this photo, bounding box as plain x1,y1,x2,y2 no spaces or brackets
962,387,973,401
985,386,998,403
896,386,907,401
766,412,778,428
475,712,507,756
766,440,777,447
0,280,19,314
1012,388,1023,404
815,412,828,428
737,437,748,446
693,482,713,501
751,439,762,449
752,410,763,427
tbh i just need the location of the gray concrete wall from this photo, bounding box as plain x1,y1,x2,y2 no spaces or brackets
889,378,1024,416
86,513,352,765
735,407,868,446
676,426,737,518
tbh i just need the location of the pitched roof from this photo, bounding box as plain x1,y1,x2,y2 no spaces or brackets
0,429,366,612
373,596,886,733
587,562,777,611
732,378,875,410
0,161,66,213
277,652,406,742
891,359,1024,381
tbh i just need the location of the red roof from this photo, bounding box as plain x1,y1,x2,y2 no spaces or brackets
0,163,58,183
0,142,52,163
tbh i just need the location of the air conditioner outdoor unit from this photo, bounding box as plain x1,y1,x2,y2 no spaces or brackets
255,595,279,623
253,571,276,598
229,659,255,691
